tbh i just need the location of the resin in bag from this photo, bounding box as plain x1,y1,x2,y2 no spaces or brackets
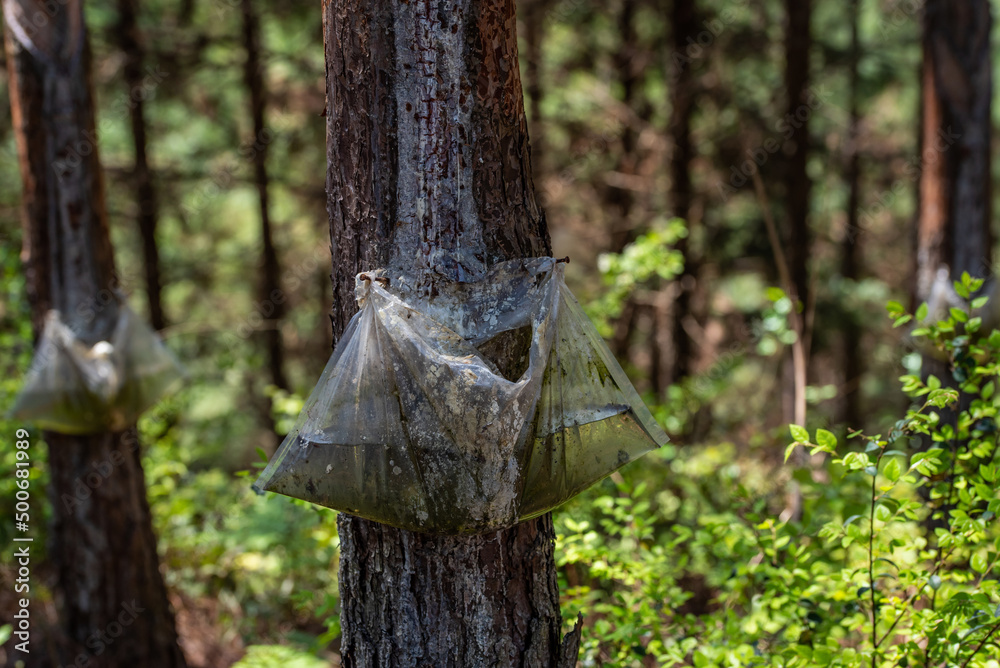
254,257,667,534
10,304,185,434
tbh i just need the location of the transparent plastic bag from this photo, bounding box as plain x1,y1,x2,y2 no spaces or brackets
10,304,185,434
254,257,667,534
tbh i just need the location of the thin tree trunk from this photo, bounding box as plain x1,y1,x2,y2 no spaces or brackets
782,0,811,427
3,2,186,666
784,0,811,316
840,0,862,428
668,0,697,386
608,0,638,252
324,0,581,665
115,0,166,331
241,0,288,391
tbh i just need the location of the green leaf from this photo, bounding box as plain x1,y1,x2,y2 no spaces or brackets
972,296,990,310
950,307,968,323
785,441,799,464
874,504,893,523
815,428,837,451
884,458,902,483
916,303,929,321
971,553,989,574
789,424,810,443
983,382,995,402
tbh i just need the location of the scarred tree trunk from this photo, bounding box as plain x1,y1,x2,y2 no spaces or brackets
323,0,581,665
242,0,289,392
115,0,166,331
916,0,992,297
3,1,186,666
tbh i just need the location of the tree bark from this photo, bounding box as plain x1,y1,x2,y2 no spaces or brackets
3,1,186,666
840,0,862,428
607,0,638,252
668,0,697,385
115,0,166,331
781,0,812,429
323,0,580,665
915,0,992,539
784,0,811,316
916,0,992,299
242,0,289,392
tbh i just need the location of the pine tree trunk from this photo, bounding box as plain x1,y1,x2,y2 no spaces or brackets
916,0,992,297
781,0,812,428
3,2,186,666
915,0,992,539
784,0,811,316
840,0,862,428
241,0,288,392
323,0,581,665
668,0,697,385
115,0,166,331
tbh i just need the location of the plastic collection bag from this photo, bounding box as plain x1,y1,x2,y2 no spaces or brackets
254,257,668,534
10,304,185,434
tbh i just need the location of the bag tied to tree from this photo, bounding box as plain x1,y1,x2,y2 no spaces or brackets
254,257,667,534
10,304,185,434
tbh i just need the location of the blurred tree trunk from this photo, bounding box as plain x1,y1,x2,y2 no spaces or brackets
781,0,811,428
241,0,288,392
3,2,186,666
916,0,992,299
324,0,581,665
840,0,862,428
784,0,811,315
115,0,165,331
608,0,641,373
608,0,638,252
668,0,697,385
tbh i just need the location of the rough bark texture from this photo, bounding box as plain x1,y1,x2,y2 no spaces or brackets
840,0,862,428
668,0,697,385
323,0,579,665
916,0,993,300
115,0,166,331
783,0,811,315
4,1,186,666
242,0,289,391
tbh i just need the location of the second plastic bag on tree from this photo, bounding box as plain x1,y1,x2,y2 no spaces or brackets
254,257,667,534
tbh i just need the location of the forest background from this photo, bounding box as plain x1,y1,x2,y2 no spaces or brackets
1,0,999,666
